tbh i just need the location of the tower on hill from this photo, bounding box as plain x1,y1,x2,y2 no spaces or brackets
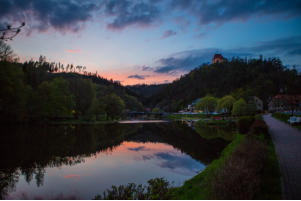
212,54,226,64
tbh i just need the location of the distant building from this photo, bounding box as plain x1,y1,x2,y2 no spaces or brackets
248,96,263,111
268,94,301,113
212,54,226,64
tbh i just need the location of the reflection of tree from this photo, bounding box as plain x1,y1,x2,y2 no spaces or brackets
127,122,229,164
0,123,139,198
194,122,236,141
0,122,225,198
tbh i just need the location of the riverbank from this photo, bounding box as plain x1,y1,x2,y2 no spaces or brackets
171,130,281,199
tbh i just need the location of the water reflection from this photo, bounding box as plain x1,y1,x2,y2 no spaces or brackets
0,122,228,199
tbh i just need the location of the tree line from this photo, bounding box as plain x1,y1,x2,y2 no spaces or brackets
0,43,143,123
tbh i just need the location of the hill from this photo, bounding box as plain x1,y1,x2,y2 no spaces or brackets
146,57,301,112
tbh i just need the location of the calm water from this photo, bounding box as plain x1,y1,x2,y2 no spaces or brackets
0,122,229,199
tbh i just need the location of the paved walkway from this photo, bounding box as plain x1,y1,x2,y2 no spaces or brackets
263,114,301,199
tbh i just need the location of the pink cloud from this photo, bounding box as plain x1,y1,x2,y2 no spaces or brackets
66,49,81,53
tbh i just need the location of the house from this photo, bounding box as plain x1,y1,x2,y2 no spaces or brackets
248,96,263,111
212,54,226,64
268,94,301,114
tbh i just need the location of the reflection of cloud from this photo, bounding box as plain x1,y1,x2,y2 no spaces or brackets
63,174,80,179
128,146,149,152
137,151,205,176
154,152,204,175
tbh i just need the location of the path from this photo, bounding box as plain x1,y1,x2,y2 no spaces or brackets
263,114,301,199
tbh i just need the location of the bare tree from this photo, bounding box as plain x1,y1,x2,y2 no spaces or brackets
0,41,15,61
0,22,25,41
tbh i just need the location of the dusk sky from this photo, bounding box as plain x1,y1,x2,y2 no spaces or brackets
1,0,301,85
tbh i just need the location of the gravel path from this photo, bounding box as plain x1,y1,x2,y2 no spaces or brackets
263,114,301,199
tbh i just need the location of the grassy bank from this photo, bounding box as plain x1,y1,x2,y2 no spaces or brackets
171,120,281,199
170,134,245,199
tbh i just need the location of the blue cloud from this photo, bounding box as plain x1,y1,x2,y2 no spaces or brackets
128,74,150,80
1,0,300,33
162,30,177,38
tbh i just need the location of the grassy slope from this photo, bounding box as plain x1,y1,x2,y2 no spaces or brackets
170,134,245,199
256,135,282,199
171,132,281,199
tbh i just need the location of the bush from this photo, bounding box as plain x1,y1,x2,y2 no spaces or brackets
95,178,171,200
237,116,255,134
249,120,268,136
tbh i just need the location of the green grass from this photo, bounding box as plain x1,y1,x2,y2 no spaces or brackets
255,134,282,199
170,134,245,199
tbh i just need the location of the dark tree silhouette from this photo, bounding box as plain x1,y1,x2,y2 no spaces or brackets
0,22,25,41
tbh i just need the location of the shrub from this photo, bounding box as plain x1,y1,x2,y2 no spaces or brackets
237,116,255,134
232,98,248,116
95,178,171,200
249,120,268,136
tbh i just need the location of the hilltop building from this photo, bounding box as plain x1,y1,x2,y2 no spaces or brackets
212,54,226,64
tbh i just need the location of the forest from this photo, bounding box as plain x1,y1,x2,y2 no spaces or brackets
144,57,301,112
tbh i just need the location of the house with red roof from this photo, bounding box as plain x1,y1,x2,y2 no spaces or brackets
212,54,226,64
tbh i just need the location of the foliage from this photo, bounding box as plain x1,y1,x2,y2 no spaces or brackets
33,78,75,119
124,94,143,112
101,93,125,120
237,116,255,134
152,107,162,113
196,95,217,115
0,62,30,122
216,95,235,114
94,178,172,200
68,78,96,117
232,98,248,116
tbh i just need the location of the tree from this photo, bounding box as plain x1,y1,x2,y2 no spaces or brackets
0,41,16,61
124,94,143,111
232,98,248,116
34,78,74,119
196,95,217,115
152,108,161,113
217,95,236,114
69,78,96,117
0,22,25,41
102,93,125,120
0,62,31,122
